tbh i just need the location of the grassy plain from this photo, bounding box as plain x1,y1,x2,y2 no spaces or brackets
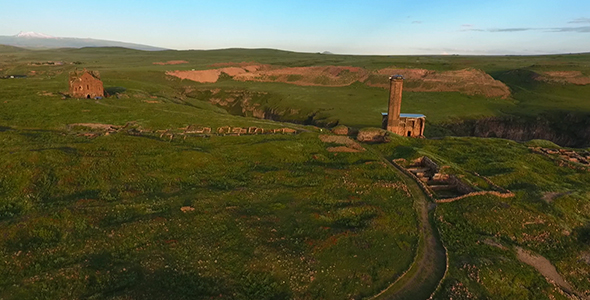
1,46,590,299
373,136,590,299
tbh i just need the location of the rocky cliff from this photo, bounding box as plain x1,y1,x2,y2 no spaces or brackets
440,113,590,147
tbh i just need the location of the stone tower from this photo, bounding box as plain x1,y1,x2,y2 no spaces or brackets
386,75,404,132
381,74,426,137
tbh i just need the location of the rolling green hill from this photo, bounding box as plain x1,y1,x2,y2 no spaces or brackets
0,46,589,299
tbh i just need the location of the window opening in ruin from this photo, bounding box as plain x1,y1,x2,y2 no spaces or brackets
407,131,412,136
87,85,89,90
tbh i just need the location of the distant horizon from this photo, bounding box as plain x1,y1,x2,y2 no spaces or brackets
3,32,590,57
2,1,589,55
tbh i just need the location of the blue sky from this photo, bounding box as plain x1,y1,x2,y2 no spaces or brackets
0,0,589,55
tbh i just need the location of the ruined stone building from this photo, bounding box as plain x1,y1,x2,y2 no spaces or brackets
69,69,104,99
381,75,425,137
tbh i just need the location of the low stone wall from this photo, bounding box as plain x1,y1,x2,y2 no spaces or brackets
530,147,590,172
447,175,474,194
435,190,515,203
393,157,514,204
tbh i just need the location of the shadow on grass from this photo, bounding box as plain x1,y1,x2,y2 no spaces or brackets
105,86,127,95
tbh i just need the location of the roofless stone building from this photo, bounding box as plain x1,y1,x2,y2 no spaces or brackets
69,69,104,99
381,75,425,137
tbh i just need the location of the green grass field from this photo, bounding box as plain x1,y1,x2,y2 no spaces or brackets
1,46,590,299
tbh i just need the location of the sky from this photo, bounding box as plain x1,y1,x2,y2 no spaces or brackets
0,0,589,55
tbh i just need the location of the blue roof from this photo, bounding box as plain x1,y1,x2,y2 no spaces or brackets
400,113,426,118
382,113,426,118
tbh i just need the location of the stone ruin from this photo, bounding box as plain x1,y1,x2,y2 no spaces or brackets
356,128,389,143
405,156,473,199
69,69,104,99
67,122,298,141
531,147,590,170
394,156,515,202
381,75,426,137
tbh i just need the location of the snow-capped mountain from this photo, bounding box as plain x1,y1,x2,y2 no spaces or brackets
15,31,55,39
0,32,166,51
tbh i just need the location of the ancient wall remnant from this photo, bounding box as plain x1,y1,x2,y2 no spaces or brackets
69,69,104,99
357,128,389,143
381,75,426,137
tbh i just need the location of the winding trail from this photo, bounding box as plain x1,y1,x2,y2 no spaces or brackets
368,148,447,300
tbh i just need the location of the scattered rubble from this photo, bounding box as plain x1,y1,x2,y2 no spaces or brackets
356,128,389,143
531,147,590,170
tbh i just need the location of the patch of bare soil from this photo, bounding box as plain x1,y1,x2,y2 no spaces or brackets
166,70,222,83
67,123,119,131
319,134,365,151
37,91,56,97
166,67,257,83
369,68,511,99
538,71,590,85
516,247,585,298
327,146,363,153
153,60,189,65
218,67,248,77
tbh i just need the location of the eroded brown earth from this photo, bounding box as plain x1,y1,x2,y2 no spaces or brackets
166,63,512,98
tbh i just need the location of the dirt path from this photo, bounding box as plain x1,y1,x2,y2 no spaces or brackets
516,247,589,300
368,148,447,300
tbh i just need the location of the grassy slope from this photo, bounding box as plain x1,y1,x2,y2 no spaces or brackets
1,47,590,299
0,47,424,299
374,136,590,299
0,130,419,299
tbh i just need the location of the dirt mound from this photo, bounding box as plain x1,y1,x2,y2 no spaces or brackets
368,68,511,99
168,64,368,86
319,134,365,151
153,60,189,65
166,66,260,83
218,67,248,77
357,128,389,143
167,63,510,97
376,68,432,79
166,70,221,83
331,125,350,135
234,65,369,87
538,71,590,85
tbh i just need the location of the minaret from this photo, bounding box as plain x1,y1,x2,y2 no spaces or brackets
387,75,404,133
